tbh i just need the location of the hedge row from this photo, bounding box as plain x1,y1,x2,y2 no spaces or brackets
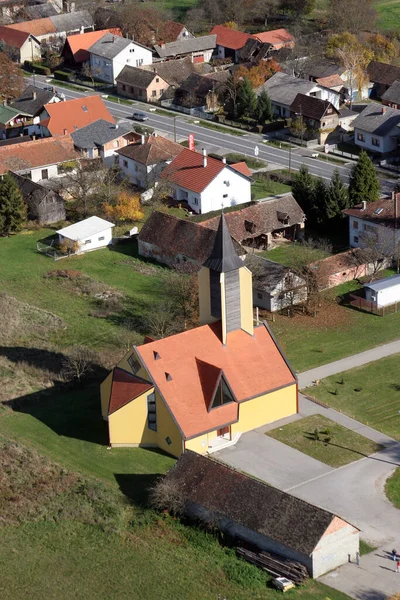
54,70,71,82
24,61,51,76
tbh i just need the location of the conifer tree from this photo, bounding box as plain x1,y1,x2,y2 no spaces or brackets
255,89,273,124
312,177,331,227
237,77,257,119
0,173,26,235
328,168,349,214
348,150,379,207
292,164,315,215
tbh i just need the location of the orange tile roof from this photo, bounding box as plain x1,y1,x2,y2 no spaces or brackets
108,367,153,414
315,74,344,88
161,149,249,194
136,322,295,439
210,25,251,51
66,28,122,63
41,95,115,136
8,17,56,37
253,28,294,49
0,135,79,175
0,25,30,48
231,161,252,177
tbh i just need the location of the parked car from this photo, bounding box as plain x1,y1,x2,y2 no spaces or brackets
132,111,149,121
272,577,295,592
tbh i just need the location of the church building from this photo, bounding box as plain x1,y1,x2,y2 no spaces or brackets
100,215,298,457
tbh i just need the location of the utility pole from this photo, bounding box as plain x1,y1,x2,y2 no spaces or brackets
31,38,36,88
174,116,177,142
394,191,399,273
288,145,291,173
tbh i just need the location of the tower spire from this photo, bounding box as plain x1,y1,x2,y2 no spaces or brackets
203,214,243,273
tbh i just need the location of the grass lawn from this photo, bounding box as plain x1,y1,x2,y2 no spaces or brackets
266,415,382,468
386,467,400,508
252,176,292,200
260,243,330,266
373,0,400,30
303,355,400,440
225,152,266,170
360,540,377,555
194,120,246,136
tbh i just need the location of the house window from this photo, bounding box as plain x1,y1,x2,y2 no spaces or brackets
122,84,126,91
138,89,142,96
156,77,159,82
354,236,359,243
223,194,228,198
130,48,135,53
371,137,380,147
147,391,157,431
84,239,91,244
210,377,234,410
41,169,48,179
357,132,365,142
114,140,119,148
123,160,128,168
152,90,156,97
160,89,164,95
98,236,105,241
353,220,359,230
127,354,141,374
165,436,172,445
193,197,198,205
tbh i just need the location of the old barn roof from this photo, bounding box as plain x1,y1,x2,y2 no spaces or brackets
116,65,160,89
367,60,400,87
116,135,183,165
0,135,79,175
210,25,251,51
244,254,294,292
382,80,400,106
253,28,294,48
154,34,216,59
165,451,355,555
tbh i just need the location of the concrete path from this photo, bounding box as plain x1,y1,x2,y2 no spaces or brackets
298,339,400,390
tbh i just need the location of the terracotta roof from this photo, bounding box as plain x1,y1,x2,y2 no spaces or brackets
309,249,366,289
315,74,344,88
160,149,250,194
0,135,79,175
343,195,400,229
65,28,122,63
8,17,56,36
164,451,356,556
116,135,183,166
41,95,115,136
253,28,294,48
199,195,304,242
290,93,339,120
210,25,251,51
367,60,400,87
230,161,252,177
158,20,186,44
136,321,296,439
0,25,30,48
108,367,153,414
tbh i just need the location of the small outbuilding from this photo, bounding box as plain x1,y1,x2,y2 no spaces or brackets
10,172,65,224
364,273,400,308
56,216,115,253
163,451,359,578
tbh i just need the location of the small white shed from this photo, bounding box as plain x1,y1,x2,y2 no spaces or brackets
57,216,115,253
364,273,400,308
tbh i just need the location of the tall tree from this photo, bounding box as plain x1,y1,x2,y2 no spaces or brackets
237,77,257,119
312,177,330,227
280,0,315,17
328,0,376,34
292,164,315,215
0,173,26,235
328,168,349,214
367,34,397,63
121,5,164,47
0,53,24,104
348,151,380,207
255,89,273,123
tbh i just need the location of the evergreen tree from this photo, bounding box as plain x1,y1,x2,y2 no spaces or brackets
237,77,257,119
254,89,273,124
292,164,315,215
348,150,379,207
328,168,349,214
312,177,331,227
0,173,26,235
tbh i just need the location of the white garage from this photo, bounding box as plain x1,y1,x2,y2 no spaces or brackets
57,216,115,254
364,273,400,308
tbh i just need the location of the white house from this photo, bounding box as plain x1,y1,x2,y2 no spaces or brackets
160,148,252,215
56,216,115,253
352,104,400,154
364,273,400,308
88,32,152,85
0,26,41,63
343,194,400,251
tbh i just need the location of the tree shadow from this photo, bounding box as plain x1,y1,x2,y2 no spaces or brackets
301,433,400,466
0,346,66,382
356,590,391,600
115,470,163,506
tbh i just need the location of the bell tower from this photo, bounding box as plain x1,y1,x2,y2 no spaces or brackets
198,214,253,344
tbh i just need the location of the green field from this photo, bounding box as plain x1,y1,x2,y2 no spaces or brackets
374,0,400,31
266,415,382,467
386,467,400,509
303,355,400,440
252,176,292,200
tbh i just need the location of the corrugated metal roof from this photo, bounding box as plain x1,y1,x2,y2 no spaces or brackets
57,216,115,241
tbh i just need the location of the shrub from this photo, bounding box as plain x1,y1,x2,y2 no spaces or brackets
54,70,71,82
149,477,185,516
24,61,51,76
223,559,267,588
61,345,99,384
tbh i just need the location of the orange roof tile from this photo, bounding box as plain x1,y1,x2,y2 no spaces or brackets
315,74,344,88
41,95,115,136
108,367,153,414
66,28,122,63
136,322,295,439
231,161,252,177
210,25,251,51
253,28,294,49
0,135,79,175
8,17,55,37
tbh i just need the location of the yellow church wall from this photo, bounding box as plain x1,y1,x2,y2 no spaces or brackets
155,391,183,457
108,388,157,446
100,371,113,419
117,349,150,381
239,267,254,336
231,384,297,435
184,429,218,455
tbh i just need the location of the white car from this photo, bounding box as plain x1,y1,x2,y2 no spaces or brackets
272,577,295,592
132,111,149,121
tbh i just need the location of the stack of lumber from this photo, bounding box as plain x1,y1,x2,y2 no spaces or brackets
237,547,309,584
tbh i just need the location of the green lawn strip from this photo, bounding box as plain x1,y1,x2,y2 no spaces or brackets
266,415,382,468
359,540,378,555
104,95,133,106
225,152,266,170
265,139,294,149
194,119,246,136
260,244,329,266
373,0,400,30
303,355,400,441
252,177,292,200
386,466,400,508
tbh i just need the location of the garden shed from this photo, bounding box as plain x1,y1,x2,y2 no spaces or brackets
364,273,400,308
56,216,114,254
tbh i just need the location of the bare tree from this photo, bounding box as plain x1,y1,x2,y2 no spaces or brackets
62,346,98,383
149,477,185,515
144,301,179,339
350,227,400,281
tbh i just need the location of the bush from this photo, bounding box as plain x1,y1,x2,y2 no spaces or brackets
223,559,267,588
54,70,71,82
149,477,185,516
24,61,51,76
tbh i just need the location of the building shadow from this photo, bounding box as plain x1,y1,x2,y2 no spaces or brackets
114,471,163,506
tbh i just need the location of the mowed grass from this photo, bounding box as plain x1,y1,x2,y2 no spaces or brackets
386,467,400,509
303,355,400,440
261,243,330,266
266,415,382,467
252,176,292,200
373,0,400,31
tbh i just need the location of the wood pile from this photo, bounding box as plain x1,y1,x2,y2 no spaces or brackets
237,547,309,585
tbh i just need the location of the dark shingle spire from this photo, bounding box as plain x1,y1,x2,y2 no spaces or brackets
203,214,243,273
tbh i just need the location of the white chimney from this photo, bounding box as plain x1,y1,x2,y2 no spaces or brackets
141,135,145,145
32,91,36,100
63,128,67,135
202,147,207,168
382,106,386,114
222,157,226,164
153,131,157,137
361,200,367,210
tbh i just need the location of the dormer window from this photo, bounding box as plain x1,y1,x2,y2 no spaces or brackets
153,351,161,360
210,376,234,410
82,105,88,112
127,355,141,374
165,372,172,381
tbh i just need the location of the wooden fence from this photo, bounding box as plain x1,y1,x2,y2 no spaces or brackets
349,293,400,316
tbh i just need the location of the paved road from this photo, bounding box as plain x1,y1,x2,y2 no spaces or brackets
26,74,396,193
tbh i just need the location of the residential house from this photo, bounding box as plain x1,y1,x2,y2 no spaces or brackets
138,210,244,268
382,81,400,110
153,34,216,64
157,20,194,44
10,84,65,137
142,56,210,88
299,58,369,101
10,171,65,224
253,28,294,51
364,273,400,308
210,25,252,63
88,32,152,84
367,60,400,98
343,194,400,252
71,119,138,165
0,25,40,62
6,11,94,46
40,95,115,136
100,214,298,455
116,133,183,188
237,39,273,65
0,135,79,181
244,254,306,311
199,194,305,249
0,105,32,139
338,107,359,132
256,72,340,118
62,28,122,66
171,71,228,110
57,216,115,253
352,104,400,154
289,93,340,144
160,149,251,214
116,66,169,103
163,451,359,578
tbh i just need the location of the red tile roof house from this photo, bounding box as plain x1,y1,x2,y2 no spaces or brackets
253,28,294,51
0,25,41,62
210,25,252,63
62,28,122,66
157,20,194,44
39,95,115,137
0,135,80,182
160,148,252,215
6,10,94,44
